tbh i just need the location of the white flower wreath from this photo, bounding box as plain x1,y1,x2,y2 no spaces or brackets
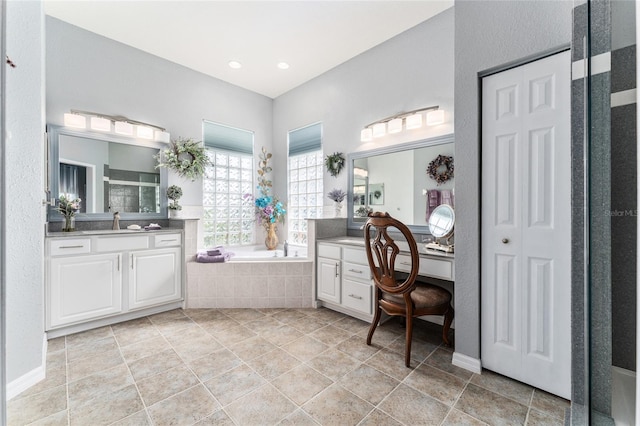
427,155,454,185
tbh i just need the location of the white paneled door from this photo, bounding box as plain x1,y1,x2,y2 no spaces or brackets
481,51,571,399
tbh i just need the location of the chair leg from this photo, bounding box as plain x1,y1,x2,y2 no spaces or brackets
367,303,382,346
405,315,414,368
442,306,454,347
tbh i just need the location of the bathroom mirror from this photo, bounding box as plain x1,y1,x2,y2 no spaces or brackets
347,134,454,234
47,125,168,222
428,204,455,238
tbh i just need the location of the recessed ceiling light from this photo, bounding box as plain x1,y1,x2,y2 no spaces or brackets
228,60,242,69
277,62,290,70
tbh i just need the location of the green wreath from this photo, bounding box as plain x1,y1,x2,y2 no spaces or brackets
155,137,212,181
325,152,345,177
427,155,454,185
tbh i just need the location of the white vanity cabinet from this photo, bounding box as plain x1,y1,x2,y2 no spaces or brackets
316,241,373,322
46,231,184,335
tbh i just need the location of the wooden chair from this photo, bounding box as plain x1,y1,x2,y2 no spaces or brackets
364,212,454,367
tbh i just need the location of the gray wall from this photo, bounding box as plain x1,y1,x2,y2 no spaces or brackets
5,0,46,386
46,16,273,247
273,8,454,227
454,0,572,360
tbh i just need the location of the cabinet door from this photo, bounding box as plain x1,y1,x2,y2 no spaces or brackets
129,247,182,310
317,256,341,304
48,253,122,329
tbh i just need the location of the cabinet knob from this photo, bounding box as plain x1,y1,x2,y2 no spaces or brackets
502,238,509,244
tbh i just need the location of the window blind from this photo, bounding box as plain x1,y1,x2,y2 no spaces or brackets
203,120,254,155
288,122,322,156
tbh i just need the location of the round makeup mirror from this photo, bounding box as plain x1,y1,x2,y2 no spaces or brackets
428,204,455,239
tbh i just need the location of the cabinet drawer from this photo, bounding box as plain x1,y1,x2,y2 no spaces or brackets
96,236,149,252
343,247,368,264
317,243,341,260
396,254,453,280
341,278,372,315
50,239,91,256
154,233,181,247
343,261,371,280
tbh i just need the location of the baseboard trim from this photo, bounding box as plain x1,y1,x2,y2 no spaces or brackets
6,335,47,401
452,351,482,374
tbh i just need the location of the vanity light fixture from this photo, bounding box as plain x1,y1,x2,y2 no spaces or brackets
360,105,442,142
63,113,87,129
63,110,170,143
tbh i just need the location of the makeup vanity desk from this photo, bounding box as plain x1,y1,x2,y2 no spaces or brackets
315,236,454,323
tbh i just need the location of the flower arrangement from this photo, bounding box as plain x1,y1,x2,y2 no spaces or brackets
56,194,81,231
155,137,212,181
247,147,286,231
166,185,183,211
327,188,347,203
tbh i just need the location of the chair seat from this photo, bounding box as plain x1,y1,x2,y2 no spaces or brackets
382,283,451,309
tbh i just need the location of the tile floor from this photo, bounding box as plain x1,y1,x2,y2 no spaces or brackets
8,308,570,425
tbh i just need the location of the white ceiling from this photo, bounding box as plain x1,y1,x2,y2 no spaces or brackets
44,1,453,98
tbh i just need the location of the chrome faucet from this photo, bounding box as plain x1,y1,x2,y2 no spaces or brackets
112,212,120,230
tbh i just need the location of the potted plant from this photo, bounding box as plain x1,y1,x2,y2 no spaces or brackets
328,188,347,217
56,194,81,231
167,185,183,217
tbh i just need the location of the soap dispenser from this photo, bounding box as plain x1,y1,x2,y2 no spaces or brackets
284,240,289,257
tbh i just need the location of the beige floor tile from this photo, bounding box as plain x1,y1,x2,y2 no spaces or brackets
247,347,301,380
67,348,124,382
170,333,224,362
386,335,439,363
110,409,152,425
288,316,329,334
69,384,143,426
531,389,570,420
47,337,66,352
147,384,219,426
527,408,564,425
119,336,171,363
404,364,467,406
153,316,198,336
198,317,241,332
187,348,243,382
305,307,347,323
243,316,285,334
339,364,400,405
224,308,267,323
230,335,277,361
194,409,236,425
271,365,334,405
281,335,329,362
272,309,309,324
45,349,67,372
127,349,184,381
184,308,228,323
378,383,450,425
261,324,304,346
358,323,404,347
455,383,528,425
365,348,415,380
278,409,320,425
66,336,118,363
302,384,373,426
148,309,187,323
111,316,154,332
471,369,534,406
226,384,298,425
207,324,257,346
17,365,66,399
7,384,67,425
114,325,162,347
425,347,474,380
65,326,113,348
137,364,200,406
68,364,133,408
335,335,381,362
28,409,69,426
441,408,489,425
306,347,360,381
358,409,403,426
204,364,267,406
332,316,371,334
309,325,352,346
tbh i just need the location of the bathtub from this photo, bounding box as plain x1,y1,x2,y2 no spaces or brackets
228,244,308,261
186,244,313,309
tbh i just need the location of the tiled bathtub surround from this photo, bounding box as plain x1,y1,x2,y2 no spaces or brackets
186,260,313,308
8,308,569,425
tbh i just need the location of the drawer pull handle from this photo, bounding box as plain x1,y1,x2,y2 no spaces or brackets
400,261,411,266
335,263,339,277
348,269,363,274
59,245,84,249
348,294,363,300
161,239,177,242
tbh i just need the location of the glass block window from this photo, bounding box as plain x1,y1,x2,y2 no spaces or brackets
202,121,254,248
288,121,323,246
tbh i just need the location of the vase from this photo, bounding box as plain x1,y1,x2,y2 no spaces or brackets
63,215,75,232
335,202,343,217
265,223,278,250
169,209,181,219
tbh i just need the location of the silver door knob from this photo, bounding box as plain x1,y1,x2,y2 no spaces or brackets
502,238,509,244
